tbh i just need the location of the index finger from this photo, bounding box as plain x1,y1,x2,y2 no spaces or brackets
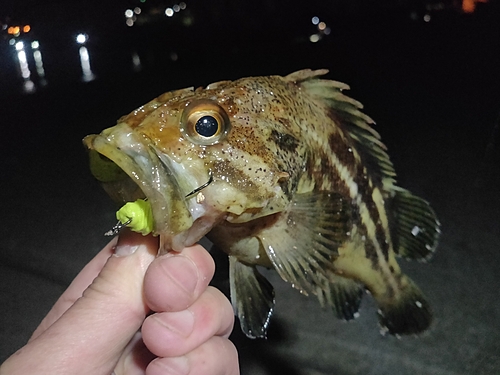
29,237,117,341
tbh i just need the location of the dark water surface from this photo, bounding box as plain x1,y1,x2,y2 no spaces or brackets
1,2,500,374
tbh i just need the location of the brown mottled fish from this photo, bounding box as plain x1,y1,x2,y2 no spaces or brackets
84,69,440,338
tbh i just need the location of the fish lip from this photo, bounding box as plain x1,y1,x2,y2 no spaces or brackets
84,123,194,251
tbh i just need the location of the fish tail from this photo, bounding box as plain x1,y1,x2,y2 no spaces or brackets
376,275,432,335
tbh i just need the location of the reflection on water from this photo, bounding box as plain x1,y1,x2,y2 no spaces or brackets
14,41,36,94
32,41,47,85
75,33,95,82
79,46,95,82
132,51,142,72
15,42,30,79
7,39,47,93
0,0,494,96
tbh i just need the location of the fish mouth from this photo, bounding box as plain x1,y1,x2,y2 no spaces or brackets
84,123,216,253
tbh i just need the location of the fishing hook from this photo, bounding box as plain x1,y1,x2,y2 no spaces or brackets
104,218,132,236
185,172,213,198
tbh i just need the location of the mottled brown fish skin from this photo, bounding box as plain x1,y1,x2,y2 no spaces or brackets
85,69,440,337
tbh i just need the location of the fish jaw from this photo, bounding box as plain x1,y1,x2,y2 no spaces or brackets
84,122,223,252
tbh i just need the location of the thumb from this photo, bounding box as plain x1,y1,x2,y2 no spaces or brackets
1,230,158,375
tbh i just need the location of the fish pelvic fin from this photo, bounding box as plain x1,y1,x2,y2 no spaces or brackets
258,191,351,296
377,275,432,335
229,256,275,339
316,273,364,320
391,187,441,261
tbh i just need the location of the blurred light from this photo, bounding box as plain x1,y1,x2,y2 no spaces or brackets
170,52,178,61
423,14,431,22
24,79,36,94
132,51,142,71
31,41,39,49
182,15,193,26
76,33,87,44
462,0,475,13
324,27,331,35
9,26,21,36
79,46,95,82
173,4,180,12
311,16,319,25
1,24,7,30
16,45,33,87
179,2,186,9
140,0,146,2
18,54,27,65
9,38,16,46
165,8,174,17
23,25,31,33
309,34,320,43
125,9,134,18
134,7,141,14
126,18,134,26
33,49,46,78
318,21,326,31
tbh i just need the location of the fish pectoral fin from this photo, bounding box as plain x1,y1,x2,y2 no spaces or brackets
377,275,432,335
391,187,441,261
229,256,275,339
258,191,351,295
316,272,364,320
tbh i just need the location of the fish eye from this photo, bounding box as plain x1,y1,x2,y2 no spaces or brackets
181,100,230,145
195,115,220,137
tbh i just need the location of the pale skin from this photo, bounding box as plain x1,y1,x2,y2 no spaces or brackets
0,229,239,375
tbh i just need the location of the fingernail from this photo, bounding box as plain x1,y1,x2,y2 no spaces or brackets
153,309,195,337
160,255,199,296
153,356,189,375
113,244,139,257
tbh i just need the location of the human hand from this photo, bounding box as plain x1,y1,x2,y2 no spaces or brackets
0,230,239,375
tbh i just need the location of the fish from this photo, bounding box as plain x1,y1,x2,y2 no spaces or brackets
83,69,441,339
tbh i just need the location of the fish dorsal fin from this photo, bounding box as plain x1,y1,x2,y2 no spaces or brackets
391,187,441,261
287,69,397,190
258,191,350,296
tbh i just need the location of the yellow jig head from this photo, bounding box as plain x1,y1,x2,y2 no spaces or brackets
105,199,154,236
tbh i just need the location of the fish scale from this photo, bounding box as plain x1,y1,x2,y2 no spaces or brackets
84,69,441,338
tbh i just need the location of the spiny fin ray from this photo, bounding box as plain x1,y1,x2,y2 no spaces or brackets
391,187,441,261
316,273,364,320
258,191,351,296
229,256,275,339
293,70,397,190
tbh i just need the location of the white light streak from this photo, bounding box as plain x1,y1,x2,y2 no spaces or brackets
79,46,95,82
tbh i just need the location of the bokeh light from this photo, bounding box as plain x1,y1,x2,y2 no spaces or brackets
76,33,87,44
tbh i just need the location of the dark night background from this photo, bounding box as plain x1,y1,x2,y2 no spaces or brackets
1,0,500,374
